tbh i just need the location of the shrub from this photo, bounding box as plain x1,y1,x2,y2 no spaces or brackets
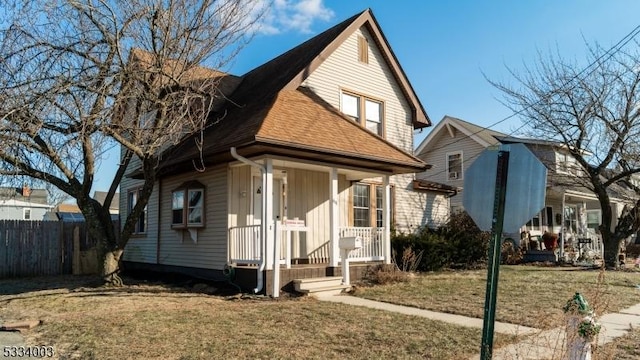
391,212,490,271
363,263,412,285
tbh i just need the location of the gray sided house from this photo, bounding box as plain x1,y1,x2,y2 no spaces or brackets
119,10,452,294
0,186,52,220
415,115,632,260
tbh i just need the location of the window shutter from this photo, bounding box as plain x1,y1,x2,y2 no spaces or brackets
358,35,369,64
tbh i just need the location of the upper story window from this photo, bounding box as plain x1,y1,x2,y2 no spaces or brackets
341,91,384,137
172,181,205,229
555,151,581,175
358,35,369,64
127,188,147,234
447,151,463,181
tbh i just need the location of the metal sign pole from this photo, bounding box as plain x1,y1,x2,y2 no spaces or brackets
480,150,510,360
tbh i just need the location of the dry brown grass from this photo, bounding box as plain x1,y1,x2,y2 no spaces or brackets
353,265,640,329
0,275,511,360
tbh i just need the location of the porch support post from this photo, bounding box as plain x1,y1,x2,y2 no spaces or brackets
264,158,274,270
383,175,391,264
329,168,340,267
560,192,565,260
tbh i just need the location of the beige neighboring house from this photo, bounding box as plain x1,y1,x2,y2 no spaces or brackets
119,9,454,294
414,115,504,212
415,115,633,260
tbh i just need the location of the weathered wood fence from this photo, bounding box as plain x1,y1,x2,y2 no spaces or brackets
0,220,107,278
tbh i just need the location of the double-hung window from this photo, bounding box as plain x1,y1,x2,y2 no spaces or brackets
172,181,205,229
352,182,394,228
127,188,146,234
341,92,384,137
446,152,463,181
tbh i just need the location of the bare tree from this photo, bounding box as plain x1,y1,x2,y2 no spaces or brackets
490,42,640,268
0,0,266,284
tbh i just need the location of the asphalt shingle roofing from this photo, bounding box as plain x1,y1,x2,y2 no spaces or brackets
152,9,429,177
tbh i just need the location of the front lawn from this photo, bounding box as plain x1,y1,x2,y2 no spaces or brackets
0,276,510,360
354,266,640,329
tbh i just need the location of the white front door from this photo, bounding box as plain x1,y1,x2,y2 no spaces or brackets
253,176,282,225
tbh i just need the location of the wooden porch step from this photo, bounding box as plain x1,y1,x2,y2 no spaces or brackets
293,276,343,292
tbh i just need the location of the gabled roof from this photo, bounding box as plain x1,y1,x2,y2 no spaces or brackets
0,187,48,205
93,191,120,213
154,9,430,177
415,115,505,155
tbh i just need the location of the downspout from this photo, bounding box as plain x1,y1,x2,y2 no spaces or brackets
230,147,266,294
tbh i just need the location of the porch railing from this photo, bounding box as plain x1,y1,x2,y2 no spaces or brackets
228,225,261,265
339,227,384,261
228,225,385,265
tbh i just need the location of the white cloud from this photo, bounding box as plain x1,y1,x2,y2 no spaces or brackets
259,0,335,35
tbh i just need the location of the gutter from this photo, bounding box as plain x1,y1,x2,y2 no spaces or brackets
230,147,266,294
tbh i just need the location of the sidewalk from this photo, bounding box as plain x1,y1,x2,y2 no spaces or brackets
319,295,640,360
319,295,537,336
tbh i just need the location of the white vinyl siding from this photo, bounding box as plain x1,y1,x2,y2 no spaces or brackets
229,165,350,262
121,154,158,264
416,131,486,210
302,27,414,153
300,27,442,231
157,165,228,270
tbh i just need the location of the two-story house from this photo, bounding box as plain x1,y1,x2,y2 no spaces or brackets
119,9,453,294
416,116,631,259
0,185,52,220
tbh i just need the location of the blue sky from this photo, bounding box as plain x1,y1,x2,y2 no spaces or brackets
94,0,640,192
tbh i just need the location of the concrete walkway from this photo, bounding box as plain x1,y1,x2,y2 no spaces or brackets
319,295,640,360
319,295,537,336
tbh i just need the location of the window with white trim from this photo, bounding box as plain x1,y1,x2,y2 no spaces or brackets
447,152,463,181
172,181,205,229
127,188,147,234
353,183,370,227
340,91,384,137
23,208,31,220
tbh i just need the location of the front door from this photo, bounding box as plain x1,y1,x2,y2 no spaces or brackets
253,176,282,225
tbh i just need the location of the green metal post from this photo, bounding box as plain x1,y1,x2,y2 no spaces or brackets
480,150,510,360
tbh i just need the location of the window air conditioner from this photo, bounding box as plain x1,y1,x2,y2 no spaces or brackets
449,171,458,180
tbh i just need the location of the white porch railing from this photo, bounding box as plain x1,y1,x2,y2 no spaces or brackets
339,227,384,261
228,225,261,265
228,225,385,265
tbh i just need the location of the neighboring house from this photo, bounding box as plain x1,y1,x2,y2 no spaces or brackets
119,9,453,293
48,192,120,222
415,116,631,258
414,115,504,212
0,185,52,220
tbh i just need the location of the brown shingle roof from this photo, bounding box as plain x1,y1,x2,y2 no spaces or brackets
153,9,430,176
256,88,425,169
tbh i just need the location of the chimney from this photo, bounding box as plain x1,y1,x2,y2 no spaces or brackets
22,184,32,197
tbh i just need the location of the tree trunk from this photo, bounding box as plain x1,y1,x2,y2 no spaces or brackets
102,249,124,286
602,237,621,269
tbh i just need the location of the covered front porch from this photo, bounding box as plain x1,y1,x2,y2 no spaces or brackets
226,153,394,295
519,188,607,261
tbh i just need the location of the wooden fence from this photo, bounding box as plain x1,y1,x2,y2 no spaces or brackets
0,220,107,278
